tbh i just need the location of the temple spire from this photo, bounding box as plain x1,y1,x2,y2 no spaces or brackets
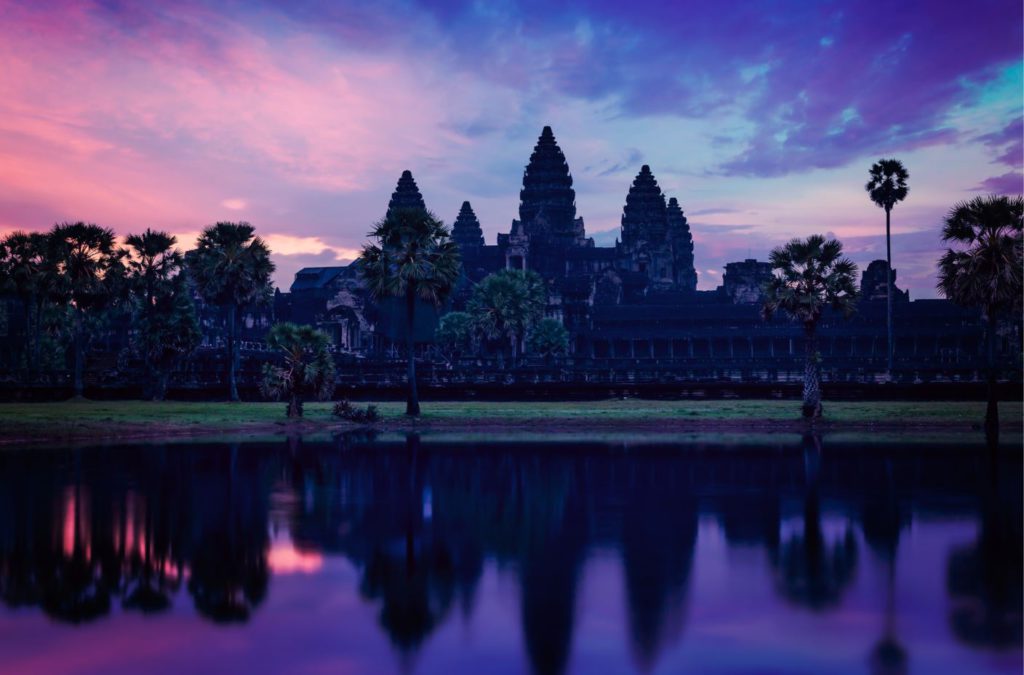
519,126,577,236
667,197,697,292
452,200,485,250
387,170,426,215
621,165,668,246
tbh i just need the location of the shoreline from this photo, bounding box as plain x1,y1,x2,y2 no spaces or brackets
0,399,1020,446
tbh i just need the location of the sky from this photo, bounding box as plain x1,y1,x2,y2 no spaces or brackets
0,0,1021,298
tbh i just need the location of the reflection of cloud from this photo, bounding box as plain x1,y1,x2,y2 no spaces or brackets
268,540,323,575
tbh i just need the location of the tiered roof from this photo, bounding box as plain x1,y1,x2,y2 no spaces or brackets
620,165,668,246
519,126,577,236
666,197,697,291
452,201,485,250
387,170,427,214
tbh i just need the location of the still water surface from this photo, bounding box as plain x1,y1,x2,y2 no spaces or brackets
0,433,1020,674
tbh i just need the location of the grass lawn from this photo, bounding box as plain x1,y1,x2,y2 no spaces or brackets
0,398,1019,444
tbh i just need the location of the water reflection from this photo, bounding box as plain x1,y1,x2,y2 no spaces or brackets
0,433,1020,674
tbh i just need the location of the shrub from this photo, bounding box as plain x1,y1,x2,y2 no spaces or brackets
333,400,380,424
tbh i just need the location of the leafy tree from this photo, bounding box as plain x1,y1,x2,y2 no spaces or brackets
937,194,1023,436
434,311,475,362
360,208,460,416
123,229,199,399
865,159,909,375
0,231,50,372
185,222,274,402
527,317,569,360
762,235,858,418
47,222,121,398
467,269,546,365
260,322,336,418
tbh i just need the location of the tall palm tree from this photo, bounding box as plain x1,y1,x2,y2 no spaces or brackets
123,229,199,399
467,269,546,365
937,194,1023,436
360,208,460,416
47,222,121,398
0,231,49,372
866,159,909,376
762,235,859,417
260,322,336,418
185,222,275,402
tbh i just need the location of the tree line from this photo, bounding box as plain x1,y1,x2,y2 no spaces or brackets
0,221,275,401
2,164,1021,428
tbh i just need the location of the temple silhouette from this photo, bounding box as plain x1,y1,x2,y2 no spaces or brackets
276,126,1016,381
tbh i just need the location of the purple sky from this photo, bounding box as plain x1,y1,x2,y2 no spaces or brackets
0,0,1021,297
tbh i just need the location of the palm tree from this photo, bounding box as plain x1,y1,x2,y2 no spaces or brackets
762,235,858,417
434,311,475,363
185,222,275,402
360,208,460,416
0,231,49,372
123,230,199,399
467,269,546,365
937,194,1023,436
47,222,121,398
260,322,336,418
527,317,569,361
866,159,909,376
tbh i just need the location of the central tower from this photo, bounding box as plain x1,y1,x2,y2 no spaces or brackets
519,126,579,239
503,126,590,278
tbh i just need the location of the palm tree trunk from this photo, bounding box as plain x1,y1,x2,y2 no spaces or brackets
405,288,420,416
227,302,239,402
984,311,998,439
885,206,894,377
802,321,822,418
156,370,169,402
21,292,32,373
32,296,43,374
72,308,84,398
287,393,302,418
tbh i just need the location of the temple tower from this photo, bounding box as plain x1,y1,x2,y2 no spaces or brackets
620,165,668,248
506,126,589,277
387,170,427,214
452,201,485,252
666,197,697,292
519,126,579,239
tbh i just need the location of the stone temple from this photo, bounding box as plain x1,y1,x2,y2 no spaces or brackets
274,126,1016,379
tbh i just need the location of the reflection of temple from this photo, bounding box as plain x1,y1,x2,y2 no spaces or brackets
1,436,1020,673
276,126,1020,379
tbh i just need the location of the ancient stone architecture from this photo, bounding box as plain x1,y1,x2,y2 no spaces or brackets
721,259,774,305
1,126,1018,394
860,260,910,303
387,169,426,213
271,125,1020,381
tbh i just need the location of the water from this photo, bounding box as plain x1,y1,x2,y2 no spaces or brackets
0,432,1020,674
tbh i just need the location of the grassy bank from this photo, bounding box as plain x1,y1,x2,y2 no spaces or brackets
0,399,1019,444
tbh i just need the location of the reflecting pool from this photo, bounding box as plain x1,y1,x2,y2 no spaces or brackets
0,432,1020,674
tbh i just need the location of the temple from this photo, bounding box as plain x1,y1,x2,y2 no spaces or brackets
274,125,1019,381
1,127,1017,389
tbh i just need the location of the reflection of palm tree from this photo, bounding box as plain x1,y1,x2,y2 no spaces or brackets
946,453,1023,649
188,444,270,622
773,434,858,610
42,467,113,623
863,458,908,675
351,436,462,664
